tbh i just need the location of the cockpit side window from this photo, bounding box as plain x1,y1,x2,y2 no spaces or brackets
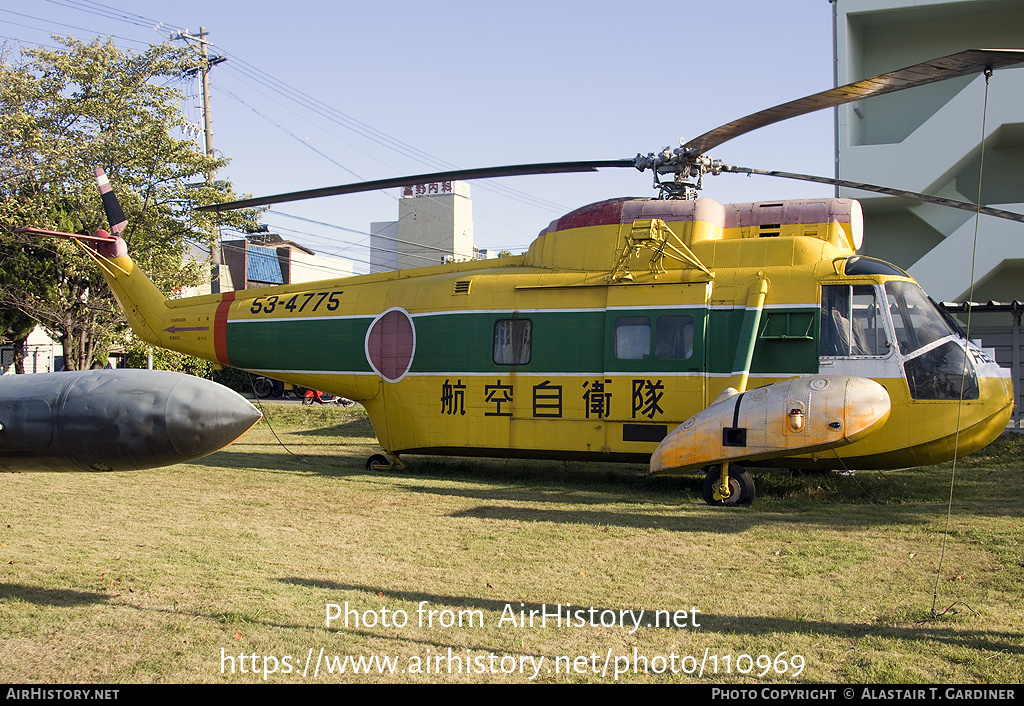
820,284,888,357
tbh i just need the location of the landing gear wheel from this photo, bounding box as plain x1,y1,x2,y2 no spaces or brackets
366,453,391,470
702,465,756,506
252,377,273,399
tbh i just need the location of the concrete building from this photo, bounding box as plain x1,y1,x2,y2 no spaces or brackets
371,181,474,272
834,0,1024,422
835,0,1024,300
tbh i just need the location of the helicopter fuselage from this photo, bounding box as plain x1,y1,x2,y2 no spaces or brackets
95,195,1013,473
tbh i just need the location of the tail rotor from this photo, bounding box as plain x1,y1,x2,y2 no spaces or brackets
94,167,127,234
14,167,126,255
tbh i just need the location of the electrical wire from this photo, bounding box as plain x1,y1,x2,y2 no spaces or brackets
0,7,153,47
7,2,555,250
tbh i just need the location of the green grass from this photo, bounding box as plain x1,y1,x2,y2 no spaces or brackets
1,405,1022,683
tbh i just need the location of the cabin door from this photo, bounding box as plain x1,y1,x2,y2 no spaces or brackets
603,283,708,458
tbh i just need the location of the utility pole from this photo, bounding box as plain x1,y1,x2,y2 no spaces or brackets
198,28,215,184
198,27,222,294
174,27,226,294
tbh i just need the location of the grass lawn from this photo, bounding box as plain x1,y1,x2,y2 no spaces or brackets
2,404,1021,683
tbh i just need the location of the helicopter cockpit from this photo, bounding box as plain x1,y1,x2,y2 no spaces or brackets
820,256,979,402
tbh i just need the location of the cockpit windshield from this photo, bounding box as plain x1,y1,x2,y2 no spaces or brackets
884,281,959,356
819,279,978,400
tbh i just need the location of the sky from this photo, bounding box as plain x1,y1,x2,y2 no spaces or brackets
1,0,840,275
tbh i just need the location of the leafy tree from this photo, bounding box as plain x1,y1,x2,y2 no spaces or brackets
0,36,258,370
121,336,214,379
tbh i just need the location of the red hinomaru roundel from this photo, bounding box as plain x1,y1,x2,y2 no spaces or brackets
364,307,416,382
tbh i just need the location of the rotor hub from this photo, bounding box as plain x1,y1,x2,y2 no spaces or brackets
634,148,725,199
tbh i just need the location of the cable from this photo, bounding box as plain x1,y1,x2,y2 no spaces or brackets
0,7,153,47
12,5,547,253
246,372,306,461
929,68,993,621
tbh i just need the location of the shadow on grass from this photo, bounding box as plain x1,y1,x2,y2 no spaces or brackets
397,460,1020,524
446,494,1024,533
0,582,109,606
196,450,367,475
197,445,1024,531
448,504,757,532
199,436,1024,528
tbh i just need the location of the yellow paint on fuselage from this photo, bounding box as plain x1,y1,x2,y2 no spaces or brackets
85,196,1013,472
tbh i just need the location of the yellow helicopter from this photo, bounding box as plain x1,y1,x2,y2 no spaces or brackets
21,49,1021,506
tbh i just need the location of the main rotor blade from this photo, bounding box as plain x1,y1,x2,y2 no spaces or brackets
720,165,1024,224
197,160,635,212
683,49,1024,155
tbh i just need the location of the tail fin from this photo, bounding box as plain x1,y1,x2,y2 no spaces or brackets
85,168,171,346
16,168,170,346
18,168,234,364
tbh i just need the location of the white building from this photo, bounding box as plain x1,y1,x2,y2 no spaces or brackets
371,181,475,272
1,326,63,374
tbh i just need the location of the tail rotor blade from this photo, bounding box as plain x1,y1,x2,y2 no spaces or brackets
94,167,127,234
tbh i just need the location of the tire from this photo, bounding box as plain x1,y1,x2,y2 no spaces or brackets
252,377,273,399
702,465,756,506
366,453,390,470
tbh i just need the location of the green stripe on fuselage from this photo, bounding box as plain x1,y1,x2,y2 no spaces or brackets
226,317,374,372
225,307,820,375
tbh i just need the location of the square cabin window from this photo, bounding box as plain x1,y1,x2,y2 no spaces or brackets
493,319,532,365
655,315,694,360
615,316,651,359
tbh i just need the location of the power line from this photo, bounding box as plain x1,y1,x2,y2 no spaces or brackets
0,7,152,47
5,3,560,246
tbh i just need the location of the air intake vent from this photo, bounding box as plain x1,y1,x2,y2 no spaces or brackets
759,223,781,237
453,280,472,295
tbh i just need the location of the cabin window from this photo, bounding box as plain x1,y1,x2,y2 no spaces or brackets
493,319,531,365
654,315,694,360
614,317,651,359
615,315,695,360
820,285,888,357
